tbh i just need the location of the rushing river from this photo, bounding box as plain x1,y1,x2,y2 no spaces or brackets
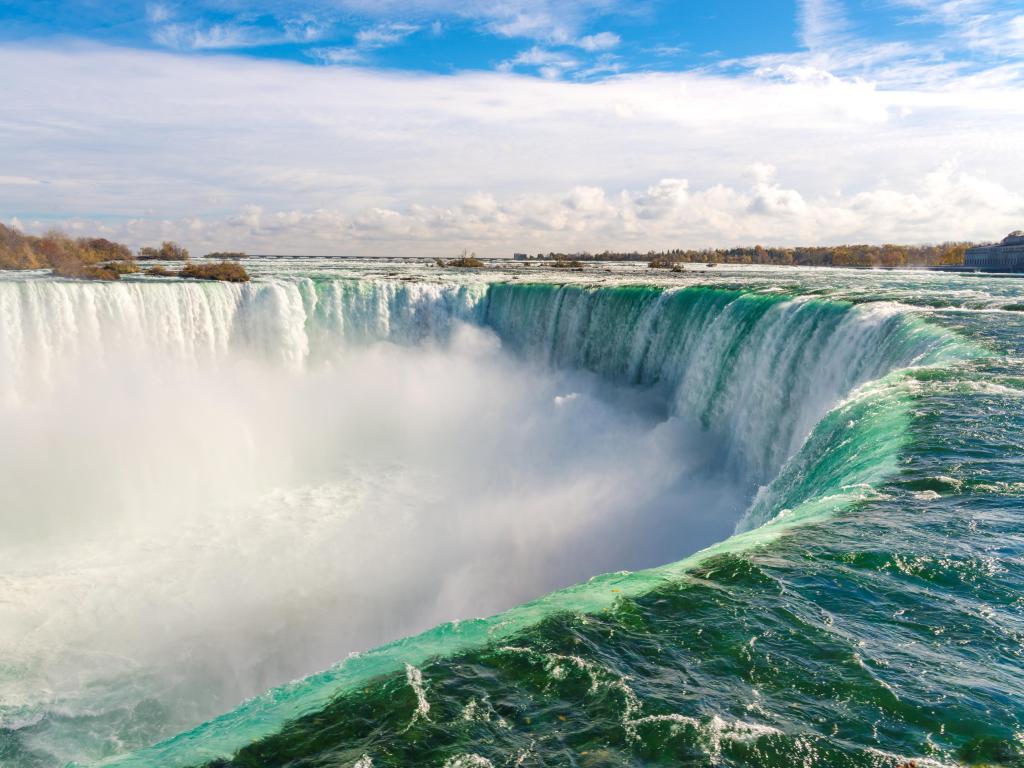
0,260,1021,768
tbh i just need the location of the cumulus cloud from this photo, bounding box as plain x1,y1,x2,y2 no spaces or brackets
18,163,1023,257
2,43,1023,255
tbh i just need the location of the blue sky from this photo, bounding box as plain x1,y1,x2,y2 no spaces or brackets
1,0,1023,255
2,1,793,74
2,0,1020,79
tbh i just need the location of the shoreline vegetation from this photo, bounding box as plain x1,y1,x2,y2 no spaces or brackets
538,242,973,269
440,244,973,270
0,224,250,282
1,223,976,278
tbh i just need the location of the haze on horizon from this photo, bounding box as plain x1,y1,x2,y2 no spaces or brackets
2,0,1023,257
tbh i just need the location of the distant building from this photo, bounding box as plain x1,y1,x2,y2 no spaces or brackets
964,231,1024,271
513,252,528,261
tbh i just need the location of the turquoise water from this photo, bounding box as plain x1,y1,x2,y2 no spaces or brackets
1,263,1021,767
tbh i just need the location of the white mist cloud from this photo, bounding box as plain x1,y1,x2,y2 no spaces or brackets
1,43,1023,254
0,315,744,763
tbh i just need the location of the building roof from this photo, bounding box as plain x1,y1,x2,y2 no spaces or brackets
1001,231,1024,246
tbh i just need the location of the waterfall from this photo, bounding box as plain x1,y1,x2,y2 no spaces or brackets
0,274,972,768
484,283,960,487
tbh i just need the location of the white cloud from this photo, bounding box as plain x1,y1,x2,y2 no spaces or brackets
889,0,1024,57
146,2,173,24
17,164,1024,257
0,176,42,186
487,12,571,44
152,22,279,50
310,22,419,64
355,22,420,48
463,0,624,44
144,0,629,51
372,0,627,46
310,46,364,64
798,0,850,50
499,46,580,78
284,15,331,43
2,43,1023,255
577,31,620,51
575,54,622,78
742,0,1024,91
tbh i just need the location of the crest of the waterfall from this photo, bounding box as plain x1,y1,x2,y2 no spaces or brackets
0,278,491,406
301,278,489,353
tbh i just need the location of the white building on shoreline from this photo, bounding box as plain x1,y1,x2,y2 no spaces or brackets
965,232,1024,271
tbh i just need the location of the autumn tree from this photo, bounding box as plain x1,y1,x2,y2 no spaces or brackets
159,241,189,260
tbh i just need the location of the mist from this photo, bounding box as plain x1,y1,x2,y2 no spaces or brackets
0,320,751,764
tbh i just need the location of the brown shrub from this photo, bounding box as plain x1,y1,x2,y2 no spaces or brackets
103,260,140,275
81,238,133,261
0,227,40,269
446,256,485,268
144,265,178,277
180,260,250,282
52,262,121,281
138,241,189,260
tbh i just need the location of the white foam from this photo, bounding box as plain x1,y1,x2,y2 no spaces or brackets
404,664,431,728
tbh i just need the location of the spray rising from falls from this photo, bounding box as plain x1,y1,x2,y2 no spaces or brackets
0,276,967,768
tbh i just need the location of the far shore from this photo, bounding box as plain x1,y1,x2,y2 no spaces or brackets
3,222,1000,278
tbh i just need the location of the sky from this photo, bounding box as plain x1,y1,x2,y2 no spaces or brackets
1,0,1023,256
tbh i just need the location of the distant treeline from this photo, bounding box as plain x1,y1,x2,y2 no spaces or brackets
526,242,974,268
0,224,248,281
